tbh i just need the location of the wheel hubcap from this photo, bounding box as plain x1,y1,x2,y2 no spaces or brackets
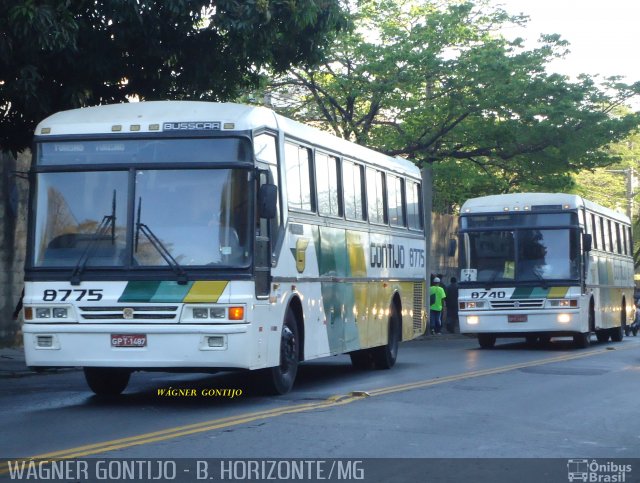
280,326,297,371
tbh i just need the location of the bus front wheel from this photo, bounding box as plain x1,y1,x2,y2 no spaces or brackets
478,334,496,349
83,367,130,396
263,311,299,395
573,332,591,349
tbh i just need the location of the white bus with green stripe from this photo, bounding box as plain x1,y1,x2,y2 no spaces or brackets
23,102,427,395
457,193,635,349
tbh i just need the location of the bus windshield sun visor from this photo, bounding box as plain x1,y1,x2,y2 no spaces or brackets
70,190,117,285
134,197,189,285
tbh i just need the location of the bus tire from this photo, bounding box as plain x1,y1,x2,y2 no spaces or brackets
611,303,626,342
83,367,130,396
595,330,610,343
349,350,374,370
372,305,401,369
478,334,496,349
573,332,591,349
264,311,299,395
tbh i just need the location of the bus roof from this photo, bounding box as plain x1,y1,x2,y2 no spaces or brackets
461,193,630,224
35,101,418,177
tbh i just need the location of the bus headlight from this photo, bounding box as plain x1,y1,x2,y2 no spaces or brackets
548,299,578,308
186,305,246,323
460,301,486,310
36,308,51,319
29,306,73,322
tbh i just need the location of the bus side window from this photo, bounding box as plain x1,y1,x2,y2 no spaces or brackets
607,219,614,253
387,174,406,227
406,180,423,230
366,168,387,224
599,217,607,252
615,222,622,254
254,133,280,238
590,213,598,250
284,142,313,212
315,152,341,217
343,160,364,221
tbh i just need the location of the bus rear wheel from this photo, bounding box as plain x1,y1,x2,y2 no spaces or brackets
372,305,401,370
478,334,496,349
595,330,610,343
611,304,625,342
263,311,299,395
83,367,130,396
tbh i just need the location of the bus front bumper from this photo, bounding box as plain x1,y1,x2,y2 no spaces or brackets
459,310,583,335
22,323,258,370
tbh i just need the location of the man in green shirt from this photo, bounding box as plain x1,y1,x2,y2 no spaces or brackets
429,277,446,335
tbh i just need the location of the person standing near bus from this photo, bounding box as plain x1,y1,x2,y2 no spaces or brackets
445,277,459,333
430,277,446,335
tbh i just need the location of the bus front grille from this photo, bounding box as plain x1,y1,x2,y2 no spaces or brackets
490,299,545,310
78,306,179,321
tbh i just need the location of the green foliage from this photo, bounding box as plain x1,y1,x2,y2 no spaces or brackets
571,128,640,267
0,0,348,154
255,0,640,212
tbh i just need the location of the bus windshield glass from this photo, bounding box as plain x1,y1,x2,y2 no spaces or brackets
460,228,580,282
33,167,251,269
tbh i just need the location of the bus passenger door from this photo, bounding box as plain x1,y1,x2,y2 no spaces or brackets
255,169,277,298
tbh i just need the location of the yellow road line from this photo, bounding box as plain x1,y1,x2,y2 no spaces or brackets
0,345,626,473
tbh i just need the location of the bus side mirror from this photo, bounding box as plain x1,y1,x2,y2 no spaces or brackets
448,238,457,257
258,184,277,219
583,233,592,252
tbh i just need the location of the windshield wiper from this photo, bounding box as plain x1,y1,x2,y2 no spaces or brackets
134,197,188,285
71,190,117,286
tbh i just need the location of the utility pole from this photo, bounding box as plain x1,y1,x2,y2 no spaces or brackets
605,168,636,222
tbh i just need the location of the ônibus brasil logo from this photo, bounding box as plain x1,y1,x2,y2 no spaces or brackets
567,459,632,482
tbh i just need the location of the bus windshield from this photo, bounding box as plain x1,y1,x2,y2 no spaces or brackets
460,228,580,282
33,168,251,269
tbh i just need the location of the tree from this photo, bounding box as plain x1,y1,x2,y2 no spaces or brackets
0,0,348,154
572,127,640,267
254,0,640,212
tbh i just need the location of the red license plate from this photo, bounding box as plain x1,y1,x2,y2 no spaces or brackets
508,315,528,323
111,334,147,347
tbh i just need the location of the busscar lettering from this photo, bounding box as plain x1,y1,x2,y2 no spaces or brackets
162,121,221,131
370,243,405,268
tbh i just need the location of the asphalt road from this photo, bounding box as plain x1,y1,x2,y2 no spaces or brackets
1,334,639,482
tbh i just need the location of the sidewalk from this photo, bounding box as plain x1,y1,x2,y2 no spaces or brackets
0,347,78,378
0,347,34,378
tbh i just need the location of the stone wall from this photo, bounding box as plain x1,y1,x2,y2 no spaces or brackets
0,150,30,347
